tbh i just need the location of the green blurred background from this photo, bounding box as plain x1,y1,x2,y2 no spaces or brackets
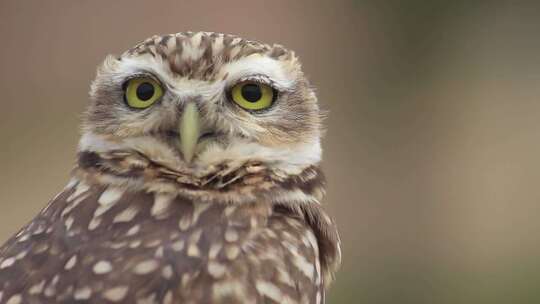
1,1,540,303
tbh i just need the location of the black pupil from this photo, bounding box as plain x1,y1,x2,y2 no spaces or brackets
136,82,155,101
241,84,262,102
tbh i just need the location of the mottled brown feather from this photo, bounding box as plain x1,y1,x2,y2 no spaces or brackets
0,175,336,303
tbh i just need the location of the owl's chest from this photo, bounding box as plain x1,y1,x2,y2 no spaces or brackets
0,182,269,302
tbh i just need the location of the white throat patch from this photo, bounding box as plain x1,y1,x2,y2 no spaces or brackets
79,132,321,176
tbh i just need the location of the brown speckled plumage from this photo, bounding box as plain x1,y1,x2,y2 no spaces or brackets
0,31,340,304
125,32,294,81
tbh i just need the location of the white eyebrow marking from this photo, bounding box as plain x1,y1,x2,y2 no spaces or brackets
220,55,294,90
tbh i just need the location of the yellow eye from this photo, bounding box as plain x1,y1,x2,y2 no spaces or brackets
231,82,275,111
124,77,163,109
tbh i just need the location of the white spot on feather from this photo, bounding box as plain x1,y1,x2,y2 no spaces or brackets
0,257,15,269
187,244,200,257
65,255,78,270
93,260,113,274
164,291,173,304
99,187,125,206
212,281,245,301
102,286,129,302
6,294,22,304
192,202,211,224
209,243,222,259
113,206,138,223
67,181,90,202
29,280,45,294
15,250,27,260
255,281,283,302
162,265,173,279
64,216,75,230
171,240,184,252
151,193,173,218
126,224,140,236
286,242,315,280
225,245,240,260
225,228,239,242
88,217,101,230
208,261,226,278
133,260,159,275
74,287,92,300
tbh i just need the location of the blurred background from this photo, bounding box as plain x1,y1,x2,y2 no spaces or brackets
1,1,540,303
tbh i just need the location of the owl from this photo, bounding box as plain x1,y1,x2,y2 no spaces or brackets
0,32,341,304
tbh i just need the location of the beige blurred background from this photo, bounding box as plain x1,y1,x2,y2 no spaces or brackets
1,1,540,303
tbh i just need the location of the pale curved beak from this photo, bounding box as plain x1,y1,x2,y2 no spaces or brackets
179,103,201,163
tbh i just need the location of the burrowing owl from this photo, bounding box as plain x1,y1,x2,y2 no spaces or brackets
0,32,341,304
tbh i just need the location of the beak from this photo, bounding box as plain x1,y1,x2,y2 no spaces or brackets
179,102,201,163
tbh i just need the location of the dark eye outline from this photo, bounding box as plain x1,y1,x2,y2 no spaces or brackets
121,73,166,110
226,80,279,113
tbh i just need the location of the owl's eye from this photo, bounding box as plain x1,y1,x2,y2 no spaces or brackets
230,82,275,111
124,77,163,109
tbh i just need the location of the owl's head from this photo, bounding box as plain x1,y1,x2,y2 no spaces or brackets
80,32,323,194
